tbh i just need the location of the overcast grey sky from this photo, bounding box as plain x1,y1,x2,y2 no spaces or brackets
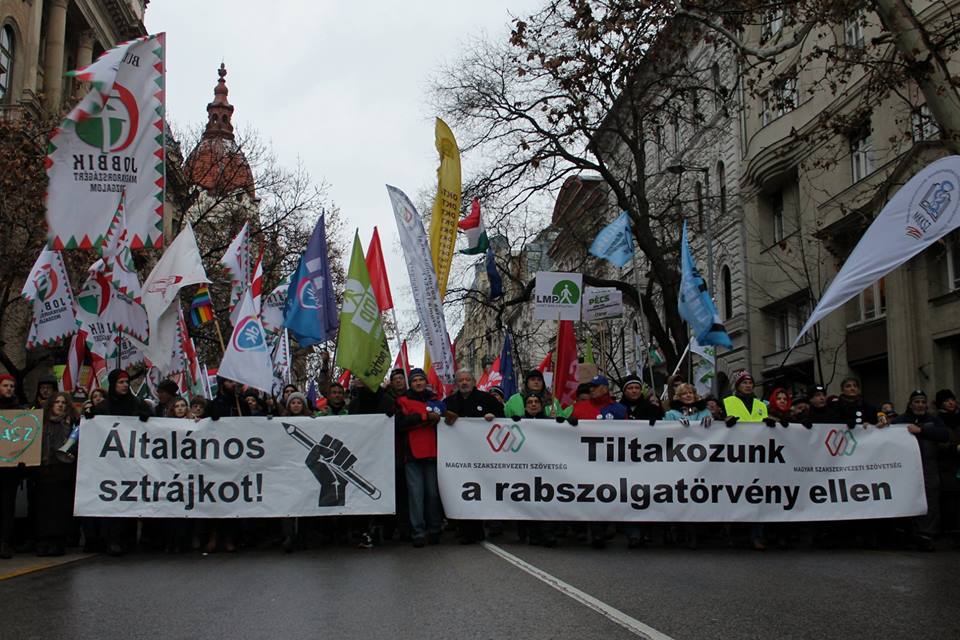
147,1,543,361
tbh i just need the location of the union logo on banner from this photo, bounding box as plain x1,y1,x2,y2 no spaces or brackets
906,170,960,240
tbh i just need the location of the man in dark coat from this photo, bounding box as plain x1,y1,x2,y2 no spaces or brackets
207,377,249,418
892,389,951,550
442,369,503,544
935,389,960,542
619,375,663,421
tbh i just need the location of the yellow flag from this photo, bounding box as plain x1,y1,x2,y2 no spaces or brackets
429,118,461,298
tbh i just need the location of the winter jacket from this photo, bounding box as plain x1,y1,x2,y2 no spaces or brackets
804,403,843,424
40,413,74,466
0,395,23,411
504,391,571,419
830,396,881,426
395,390,443,460
316,403,349,417
347,386,381,415
664,399,712,422
377,388,405,416
723,393,768,423
892,411,951,489
570,393,627,420
622,397,663,421
442,388,503,419
93,370,148,417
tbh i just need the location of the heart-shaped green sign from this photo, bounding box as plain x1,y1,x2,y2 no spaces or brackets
0,411,43,466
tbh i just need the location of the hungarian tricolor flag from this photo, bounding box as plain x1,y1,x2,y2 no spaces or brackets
458,198,489,255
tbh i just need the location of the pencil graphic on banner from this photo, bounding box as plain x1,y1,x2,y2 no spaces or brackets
281,422,381,500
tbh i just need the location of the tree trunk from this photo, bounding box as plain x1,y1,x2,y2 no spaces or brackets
873,0,960,153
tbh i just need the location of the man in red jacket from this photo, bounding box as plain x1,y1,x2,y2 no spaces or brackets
394,368,444,547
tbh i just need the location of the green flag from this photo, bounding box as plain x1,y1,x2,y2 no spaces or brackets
584,333,595,364
336,231,392,388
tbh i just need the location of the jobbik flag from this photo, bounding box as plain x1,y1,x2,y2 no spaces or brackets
437,419,926,522
336,232,392,389
678,222,731,348
47,34,166,250
22,249,77,349
387,185,456,383
219,289,274,393
74,415,395,518
796,155,960,346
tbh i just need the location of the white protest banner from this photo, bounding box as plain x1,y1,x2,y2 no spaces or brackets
534,272,583,321
75,415,395,518
438,419,925,522
582,286,623,322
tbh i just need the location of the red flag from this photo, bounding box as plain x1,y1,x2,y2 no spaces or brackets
392,340,411,376
365,226,394,312
337,369,351,388
427,365,453,398
537,351,553,373
477,355,501,391
553,321,579,407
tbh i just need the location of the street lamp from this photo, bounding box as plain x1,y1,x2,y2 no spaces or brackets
667,163,718,396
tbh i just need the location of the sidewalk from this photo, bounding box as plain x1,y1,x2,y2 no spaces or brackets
0,552,95,581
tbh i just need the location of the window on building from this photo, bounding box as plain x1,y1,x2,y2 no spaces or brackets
851,279,886,324
844,12,865,48
770,190,785,243
772,299,810,352
722,265,734,319
761,8,784,42
850,125,874,182
946,232,960,292
695,181,704,231
912,103,940,142
717,160,727,216
711,62,722,109
761,72,798,126
0,26,14,103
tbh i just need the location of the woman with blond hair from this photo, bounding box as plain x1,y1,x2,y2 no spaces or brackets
664,383,713,426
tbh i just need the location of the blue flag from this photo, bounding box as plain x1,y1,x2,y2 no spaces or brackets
589,211,635,268
678,222,731,349
486,247,503,300
498,330,517,398
283,214,339,346
306,379,318,410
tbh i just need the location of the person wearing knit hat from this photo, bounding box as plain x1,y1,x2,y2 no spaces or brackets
488,386,505,404
722,370,767,424
408,368,428,383
284,392,311,417
503,368,570,419
619,375,662,421
892,389,951,550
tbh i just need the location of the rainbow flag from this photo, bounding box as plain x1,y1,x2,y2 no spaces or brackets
189,284,215,327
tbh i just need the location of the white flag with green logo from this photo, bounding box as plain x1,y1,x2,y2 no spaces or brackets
46,34,165,250
533,272,583,321
336,232,392,389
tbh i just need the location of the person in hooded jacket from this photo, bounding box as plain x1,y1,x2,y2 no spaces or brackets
394,369,444,547
504,370,569,418
32,374,57,410
892,390,951,550
90,369,149,555
0,374,24,559
767,388,792,422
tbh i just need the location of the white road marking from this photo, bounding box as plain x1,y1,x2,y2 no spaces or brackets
482,541,676,640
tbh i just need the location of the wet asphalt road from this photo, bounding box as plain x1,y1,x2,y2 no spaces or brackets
2,538,959,640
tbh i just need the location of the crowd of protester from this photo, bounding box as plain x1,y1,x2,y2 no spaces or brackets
1,361,958,559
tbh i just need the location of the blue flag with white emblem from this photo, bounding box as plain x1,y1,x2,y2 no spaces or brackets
678,222,731,349
283,214,339,346
485,247,503,300
589,211,635,268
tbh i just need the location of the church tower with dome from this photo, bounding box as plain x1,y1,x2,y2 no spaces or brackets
184,63,260,223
